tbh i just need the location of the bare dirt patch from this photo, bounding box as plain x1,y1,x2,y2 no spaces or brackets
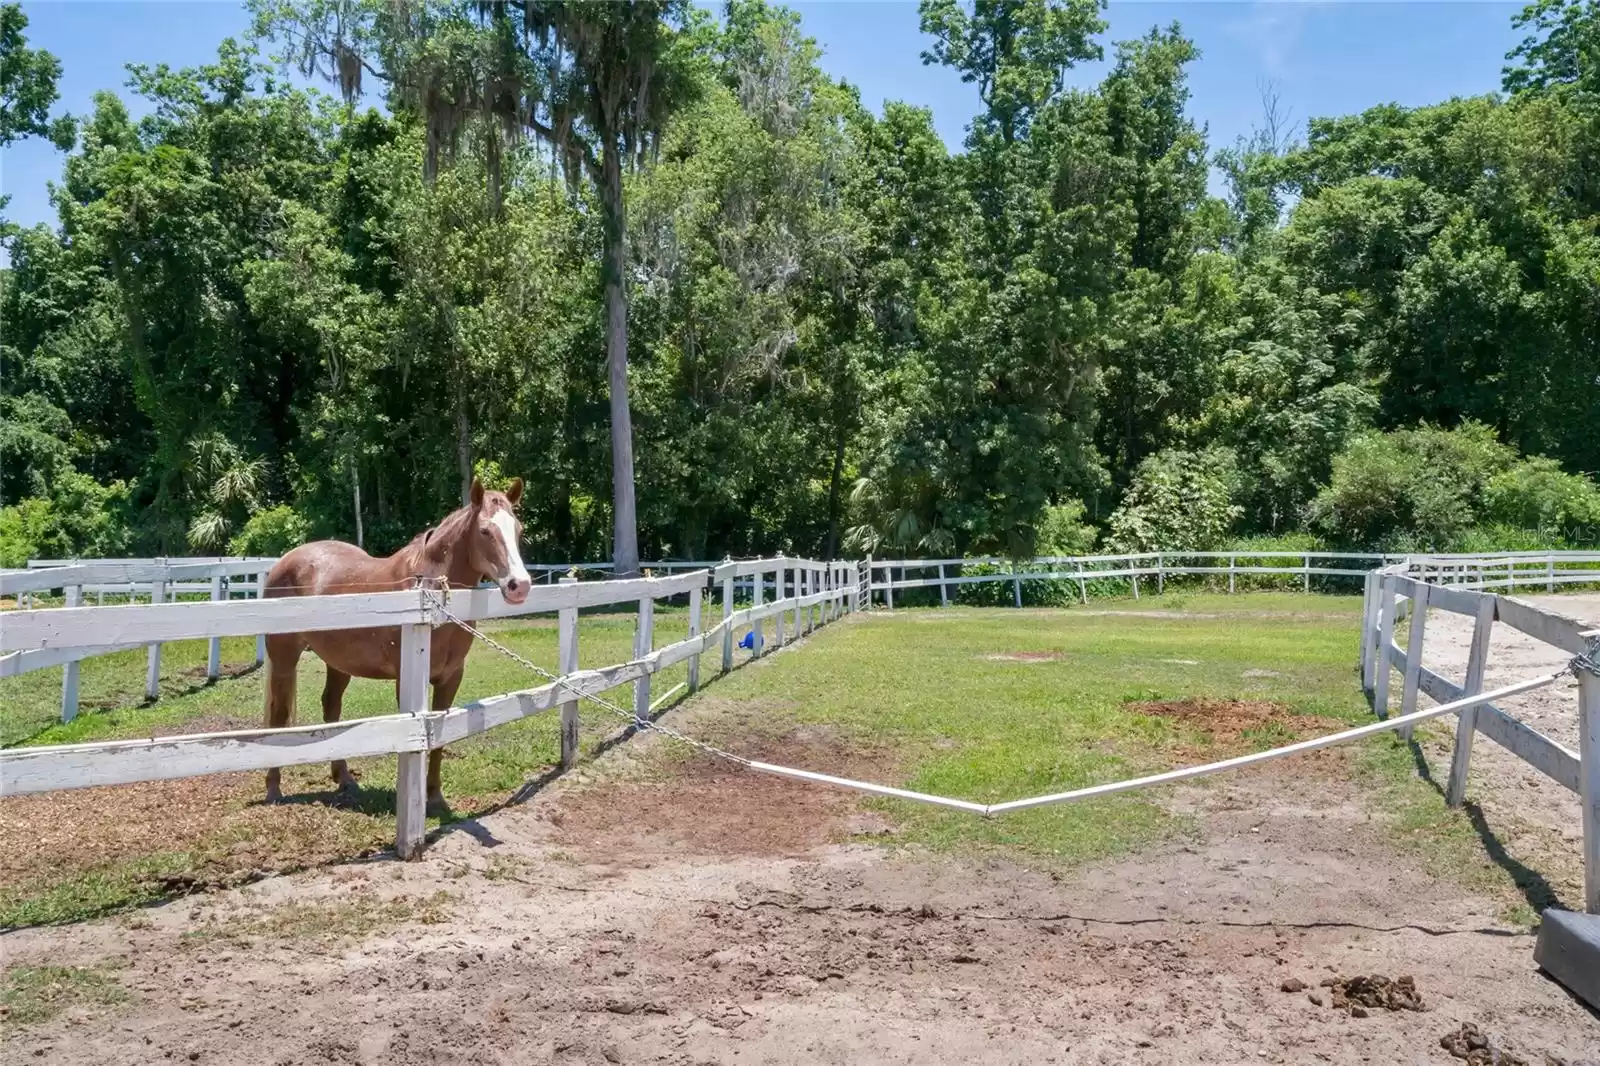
1128,697,1346,755
552,727,901,860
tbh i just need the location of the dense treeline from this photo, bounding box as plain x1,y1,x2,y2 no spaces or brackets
3,0,1598,568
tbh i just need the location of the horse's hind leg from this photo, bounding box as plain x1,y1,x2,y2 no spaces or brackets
263,635,303,803
321,667,358,795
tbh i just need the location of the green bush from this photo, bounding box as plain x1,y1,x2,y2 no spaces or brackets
228,504,312,557
1107,447,1242,553
0,473,132,567
1307,422,1517,552
1484,457,1600,545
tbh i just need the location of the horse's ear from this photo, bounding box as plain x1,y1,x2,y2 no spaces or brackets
470,477,485,510
506,477,524,509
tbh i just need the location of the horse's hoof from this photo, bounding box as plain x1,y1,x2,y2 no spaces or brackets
426,794,450,817
265,789,284,805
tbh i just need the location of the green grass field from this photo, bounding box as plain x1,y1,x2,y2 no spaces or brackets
0,592,1533,928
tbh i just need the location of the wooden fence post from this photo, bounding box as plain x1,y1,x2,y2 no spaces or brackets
939,564,949,608
145,574,167,700
207,574,224,680
1157,553,1165,595
687,583,703,693
1548,556,1556,593
1076,560,1087,605
792,564,802,637
752,571,765,656
61,585,82,723
1398,582,1431,741
559,577,580,769
1372,574,1397,718
775,562,786,648
1229,554,1237,594
634,595,654,723
721,565,735,674
1012,562,1022,608
1131,561,1140,601
885,563,894,610
254,573,266,665
1303,553,1311,593
1445,595,1496,808
394,621,432,860
1578,660,1600,913
1360,572,1376,693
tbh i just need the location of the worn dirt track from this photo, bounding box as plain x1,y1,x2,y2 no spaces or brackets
4,721,1597,1066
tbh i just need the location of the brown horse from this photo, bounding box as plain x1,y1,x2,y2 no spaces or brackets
262,477,531,810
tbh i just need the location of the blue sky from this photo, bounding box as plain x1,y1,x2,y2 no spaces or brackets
2,1,1527,233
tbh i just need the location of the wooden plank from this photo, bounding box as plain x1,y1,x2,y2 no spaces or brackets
1,571,711,654
1399,582,1431,740
558,577,580,771
1494,596,1593,655
1419,581,1485,618
394,623,432,860
687,585,702,693
0,715,430,796
61,585,81,724
1474,703,1581,794
634,595,654,723
1581,667,1600,913
1372,575,1397,718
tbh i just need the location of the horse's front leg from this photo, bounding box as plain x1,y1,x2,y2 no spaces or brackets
427,668,465,815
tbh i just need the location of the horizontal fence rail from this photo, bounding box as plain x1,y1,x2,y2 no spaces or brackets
1,556,867,859
864,550,1600,607
1359,560,1600,913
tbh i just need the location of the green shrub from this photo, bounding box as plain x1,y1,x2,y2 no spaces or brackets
1107,447,1242,553
228,505,312,557
1307,422,1517,552
0,473,132,567
1484,457,1600,545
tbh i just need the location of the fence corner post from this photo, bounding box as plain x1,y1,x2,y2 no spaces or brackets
61,584,82,723
1444,594,1496,808
394,621,432,861
1372,573,1397,719
558,577,581,769
1578,656,1600,913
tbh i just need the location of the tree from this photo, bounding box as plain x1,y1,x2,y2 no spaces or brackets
252,0,700,576
0,1,69,148
918,0,1105,144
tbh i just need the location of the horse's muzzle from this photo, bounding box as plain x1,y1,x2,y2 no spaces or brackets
502,577,530,606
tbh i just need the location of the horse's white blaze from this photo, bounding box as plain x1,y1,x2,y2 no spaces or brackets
490,509,531,590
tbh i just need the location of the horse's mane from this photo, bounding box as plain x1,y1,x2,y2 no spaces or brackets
399,502,476,566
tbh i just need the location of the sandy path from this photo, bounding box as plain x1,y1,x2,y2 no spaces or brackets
3,734,1595,1066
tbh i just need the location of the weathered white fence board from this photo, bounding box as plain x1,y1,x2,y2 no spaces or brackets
1417,666,1581,793
0,716,430,797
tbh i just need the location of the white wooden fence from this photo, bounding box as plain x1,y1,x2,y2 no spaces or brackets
868,550,1600,607
1360,562,1600,913
0,556,865,858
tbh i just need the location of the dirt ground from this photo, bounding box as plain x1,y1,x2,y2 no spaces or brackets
5,601,1600,1065
1412,592,1597,906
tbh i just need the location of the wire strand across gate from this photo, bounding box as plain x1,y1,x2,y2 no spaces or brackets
422,588,1571,819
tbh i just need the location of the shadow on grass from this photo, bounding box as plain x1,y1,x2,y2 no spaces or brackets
1405,737,1567,914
